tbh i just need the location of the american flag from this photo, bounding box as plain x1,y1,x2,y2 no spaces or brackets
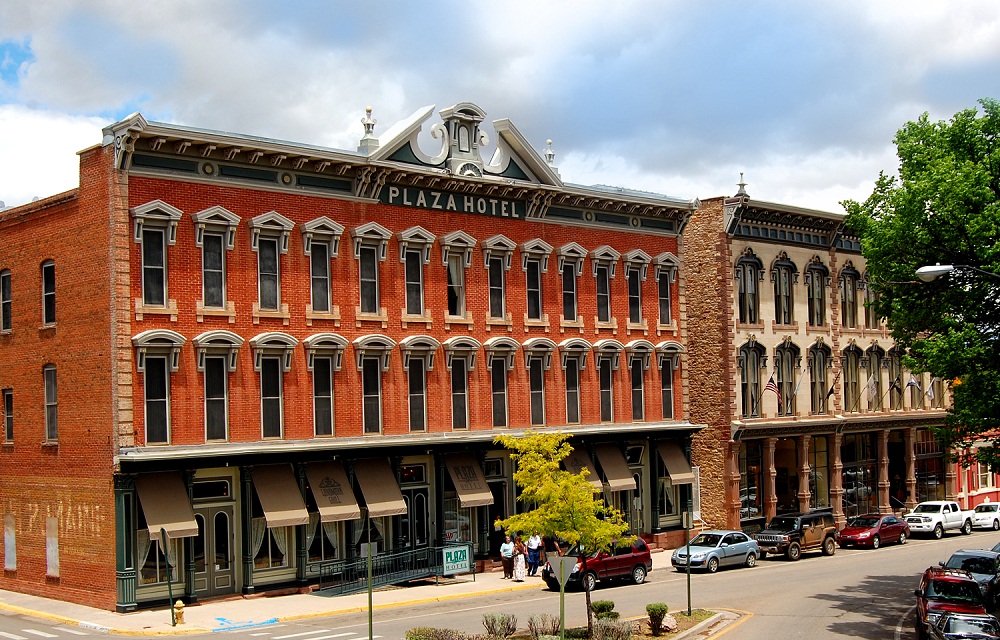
764,374,782,407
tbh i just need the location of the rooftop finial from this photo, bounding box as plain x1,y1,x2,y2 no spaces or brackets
358,106,380,154
545,139,556,165
736,172,748,197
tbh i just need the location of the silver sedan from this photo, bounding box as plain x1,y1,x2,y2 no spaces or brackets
671,530,761,573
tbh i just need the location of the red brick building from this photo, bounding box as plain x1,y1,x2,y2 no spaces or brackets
0,103,702,610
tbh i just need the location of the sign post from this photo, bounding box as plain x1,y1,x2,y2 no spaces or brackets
160,528,176,627
548,556,577,640
682,510,692,616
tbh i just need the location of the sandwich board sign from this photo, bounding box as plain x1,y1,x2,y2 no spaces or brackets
443,544,472,575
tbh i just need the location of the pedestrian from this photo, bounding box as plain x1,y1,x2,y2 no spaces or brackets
499,534,514,579
513,535,527,582
542,534,562,559
527,531,542,576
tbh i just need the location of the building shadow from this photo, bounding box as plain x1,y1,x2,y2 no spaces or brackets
809,571,918,638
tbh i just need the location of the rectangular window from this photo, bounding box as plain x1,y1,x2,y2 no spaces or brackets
408,358,426,432
144,356,169,444
529,358,545,426
631,359,644,421
205,356,228,441
41,261,55,325
526,259,543,320
807,271,825,327
565,359,581,424
4,514,15,571
596,265,612,323
202,233,226,308
313,356,334,436
405,250,424,315
142,228,166,306
842,275,857,329
310,242,331,314
627,269,642,324
2,389,12,441
261,356,283,438
658,272,672,325
1,270,10,331
451,358,468,430
362,357,382,434
599,359,614,422
447,254,466,317
359,246,380,314
488,257,505,319
258,238,280,310
661,362,674,419
491,357,508,428
562,266,577,321
43,365,57,441
774,266,793,324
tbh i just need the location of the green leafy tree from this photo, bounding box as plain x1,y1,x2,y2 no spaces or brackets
494,432,631,635
845,98,1000,468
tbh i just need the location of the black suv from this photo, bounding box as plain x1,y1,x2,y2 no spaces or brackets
753,512,837,561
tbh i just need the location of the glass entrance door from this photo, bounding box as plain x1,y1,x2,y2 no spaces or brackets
193,505,234,597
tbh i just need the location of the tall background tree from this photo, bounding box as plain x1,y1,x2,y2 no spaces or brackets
494,431,630,635
845,98,1000,467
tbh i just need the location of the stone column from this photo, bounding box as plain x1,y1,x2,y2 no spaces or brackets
831,430,845,528
878,430,891,514
905,427,918,511
764,438,778,522
798,435,812,512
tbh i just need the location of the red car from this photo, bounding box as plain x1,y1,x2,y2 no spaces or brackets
914,566,988,639
837,514,910,549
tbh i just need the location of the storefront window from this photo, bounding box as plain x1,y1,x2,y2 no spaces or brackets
136,507,180,585
655,453,681,527
841,432,878,518
739,441,763,523
810,436,830,509
443,495,472,543
916,429,945,501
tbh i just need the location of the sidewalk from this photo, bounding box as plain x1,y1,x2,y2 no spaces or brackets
0,550,740,637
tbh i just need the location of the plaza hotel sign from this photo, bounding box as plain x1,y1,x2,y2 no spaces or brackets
382,184,526,219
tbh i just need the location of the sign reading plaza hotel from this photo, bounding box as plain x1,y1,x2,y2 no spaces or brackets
382,185,526,219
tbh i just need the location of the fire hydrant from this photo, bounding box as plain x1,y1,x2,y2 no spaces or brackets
173,600,185,625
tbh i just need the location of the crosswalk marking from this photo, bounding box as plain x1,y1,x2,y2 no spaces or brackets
308,634,358,640
22,631,59,638
272,632,345,640
55,629,89,636
0,632,27,640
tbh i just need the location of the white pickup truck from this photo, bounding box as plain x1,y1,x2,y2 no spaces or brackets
904,501,975,538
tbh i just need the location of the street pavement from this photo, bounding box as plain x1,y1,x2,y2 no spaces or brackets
0,549,735,637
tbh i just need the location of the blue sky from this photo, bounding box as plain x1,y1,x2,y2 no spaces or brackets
1,0,999,211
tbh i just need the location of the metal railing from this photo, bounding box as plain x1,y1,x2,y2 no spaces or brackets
315,544,473,596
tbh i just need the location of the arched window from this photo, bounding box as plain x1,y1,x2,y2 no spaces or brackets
866,346,885,412
774,341,800,416
842,346,863,413
805,258,829,327
771,253,797,325
739,341,766,418
808,343,832,414
888,347,904,410
735,250,762,325
840,262,861,329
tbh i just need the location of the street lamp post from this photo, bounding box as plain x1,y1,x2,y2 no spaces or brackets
916,264,1000,282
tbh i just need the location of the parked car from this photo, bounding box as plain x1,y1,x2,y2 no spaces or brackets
541,538,652,592
975,504,1000,531
836,514,910,549
942,549,1000,608
670,530,760,573
906,501,975,538
915,566,989,639
928,612,1000,640
753,511,837,560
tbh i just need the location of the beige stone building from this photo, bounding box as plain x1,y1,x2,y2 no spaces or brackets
684,183,951,531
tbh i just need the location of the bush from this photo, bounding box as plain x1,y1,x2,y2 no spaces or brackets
528,614,561,639
591,599,616,617
592,619,634,640
645,603,669,636
482,613,517,640
405,628,472,640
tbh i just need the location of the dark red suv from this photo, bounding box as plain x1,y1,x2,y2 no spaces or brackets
914,566,988,639
542,538,652,591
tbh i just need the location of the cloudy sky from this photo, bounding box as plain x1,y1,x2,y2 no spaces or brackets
1,1,999,212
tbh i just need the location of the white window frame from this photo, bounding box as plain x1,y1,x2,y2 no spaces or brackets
490,356,508,428
352,222,391,320
201,232,227,309
404,249,425,316
361,357,383,435
259,356,284,438
407,357,427,432
565,357,581,425
41,260,55,326
598,357,614,423
312,355,335,437
483,234,515,322
630,357,645,422
131,200,182,315
257,236,281,311
204,356,229,441
529,357,546,426
3,388,13,441
43,364,57,441
451,357,469,430
143,355,171,445
0,269,10,332
302,216,343,323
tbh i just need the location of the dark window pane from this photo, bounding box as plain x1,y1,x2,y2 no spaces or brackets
313,355,333,436
597,267,611,322
565,359,580,424
488,258,504,318
562,268,576,320
491,358,507,427
526,261,542,320
405,251,423,314
203,235,225,307
529,359,545,425
451,359,467,429
262,399,282,437
658,273,671,323
362,358,381,433
600,360,613,422
205,357,227,440
311,244,330,313
259,240,279,309
1,271,10,330
409,359,425,431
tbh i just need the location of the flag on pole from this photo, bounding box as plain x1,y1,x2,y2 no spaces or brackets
890,375,902,392
764,374,782,408
926,377,938,401
793,370,805,397
867,372,878,400
826,370,842,399
906,374,921,391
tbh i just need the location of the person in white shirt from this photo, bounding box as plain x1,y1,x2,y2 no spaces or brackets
526,532,542,576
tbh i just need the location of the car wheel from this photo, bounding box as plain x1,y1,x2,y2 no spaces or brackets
582,572,597,592
745,553,757,568
871,535,880,550
823,537,836,556
962,519,973,535
707,557,720,573
631,564,647,585
787,542,801,561
899,531,907,545
993,519,999,531
933,524,944,539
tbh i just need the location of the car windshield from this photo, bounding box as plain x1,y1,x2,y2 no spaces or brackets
943,616,1000,635
914,504,943,513
975,504,998,513
690,534,722,547
926,579,985,603
848,517,881,528
945,556,996,575
767,517,799,529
